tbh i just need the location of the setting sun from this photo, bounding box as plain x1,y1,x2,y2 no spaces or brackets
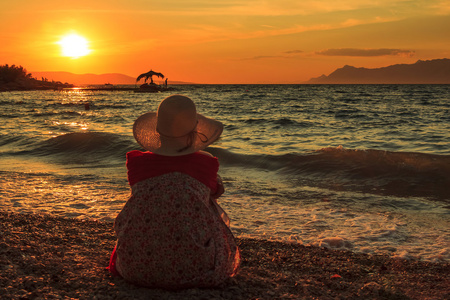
58,34,91,59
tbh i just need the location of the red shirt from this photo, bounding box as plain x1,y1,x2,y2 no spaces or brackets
126,150,219,193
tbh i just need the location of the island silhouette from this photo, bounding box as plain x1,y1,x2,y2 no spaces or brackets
2,59,450,91
307,58,450,84
0,64,73,91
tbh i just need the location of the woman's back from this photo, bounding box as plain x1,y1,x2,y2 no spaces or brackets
115,173,240,289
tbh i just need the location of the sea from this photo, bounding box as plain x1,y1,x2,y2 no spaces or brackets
1,84,449,262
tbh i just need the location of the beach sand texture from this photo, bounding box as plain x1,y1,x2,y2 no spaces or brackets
1,211,448,299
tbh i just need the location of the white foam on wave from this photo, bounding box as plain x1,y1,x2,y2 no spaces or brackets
221,193,450,263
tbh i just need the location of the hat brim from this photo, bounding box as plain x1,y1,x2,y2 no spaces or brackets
133,112,223,156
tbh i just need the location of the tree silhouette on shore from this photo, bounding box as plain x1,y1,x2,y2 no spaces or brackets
0,64,33,83
0,64,74,91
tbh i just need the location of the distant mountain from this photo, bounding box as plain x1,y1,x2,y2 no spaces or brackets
30,71,193,85
307,59,450,84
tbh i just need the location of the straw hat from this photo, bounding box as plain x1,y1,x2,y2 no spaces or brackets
133,94,223,156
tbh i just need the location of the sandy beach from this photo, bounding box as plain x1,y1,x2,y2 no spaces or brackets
0,211,448,299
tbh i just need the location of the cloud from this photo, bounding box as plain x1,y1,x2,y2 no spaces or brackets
239,49,305,60
284,50,304,54
130,0,447,17
31,0,438,17
240,55,284,61
315,48,415,57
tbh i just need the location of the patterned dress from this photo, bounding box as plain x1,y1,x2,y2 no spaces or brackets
109,151,240,289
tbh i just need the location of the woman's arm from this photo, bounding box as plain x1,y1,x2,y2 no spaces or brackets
211,174,224,199
197,151,224,198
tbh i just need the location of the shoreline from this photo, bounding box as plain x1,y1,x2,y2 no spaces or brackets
1,211,448,299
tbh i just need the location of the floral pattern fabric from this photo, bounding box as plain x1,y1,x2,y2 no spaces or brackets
113,172,240,289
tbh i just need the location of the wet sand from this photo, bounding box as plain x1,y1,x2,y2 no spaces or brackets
0,211,448,299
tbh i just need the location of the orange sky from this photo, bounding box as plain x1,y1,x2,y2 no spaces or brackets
1,0,450,83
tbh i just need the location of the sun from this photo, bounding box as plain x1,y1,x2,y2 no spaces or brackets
58,34,91,59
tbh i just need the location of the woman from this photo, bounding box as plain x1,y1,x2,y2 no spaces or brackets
108,95,240,289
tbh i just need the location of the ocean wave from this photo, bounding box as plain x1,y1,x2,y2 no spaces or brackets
4,130,449,202
32,111,83,117
45,102,129,110
0,134,24,147
0,113,21,118
243,117,313,127
209,146,450,202
11,132,136,163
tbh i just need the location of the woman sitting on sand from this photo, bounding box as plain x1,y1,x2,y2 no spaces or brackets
108,94,240,289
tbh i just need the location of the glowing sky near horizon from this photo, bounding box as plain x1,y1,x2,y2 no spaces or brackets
1,0,449,83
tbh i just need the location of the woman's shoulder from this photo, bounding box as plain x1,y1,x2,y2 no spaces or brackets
197,150,214,157
127,150,215,159
126,150,148,158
